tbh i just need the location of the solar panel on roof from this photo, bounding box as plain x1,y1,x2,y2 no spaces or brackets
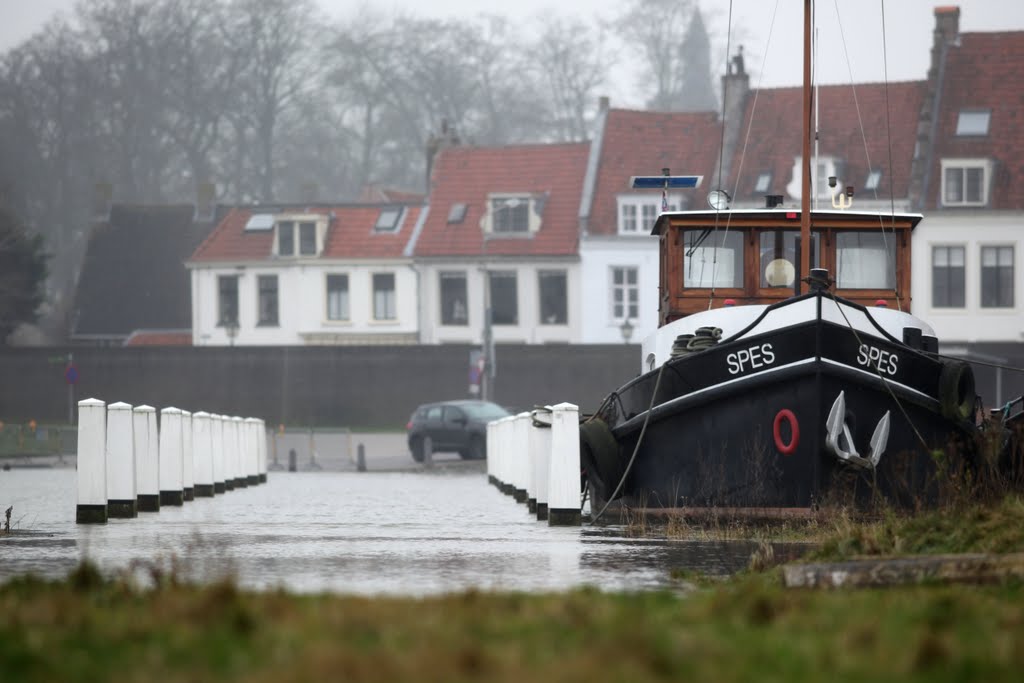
629,175,703,189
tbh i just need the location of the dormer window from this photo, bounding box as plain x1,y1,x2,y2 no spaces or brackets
754,172,772,194
956,109,990,136
617,194,681,235
787,156,841,200
447,203,467,224
941,159,992,207
374,207,404,232
275,214,326,257
483,194,544,235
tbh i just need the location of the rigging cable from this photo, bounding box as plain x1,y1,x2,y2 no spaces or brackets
706,0,735,309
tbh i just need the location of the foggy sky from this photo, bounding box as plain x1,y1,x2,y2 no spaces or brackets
3,0,1023,106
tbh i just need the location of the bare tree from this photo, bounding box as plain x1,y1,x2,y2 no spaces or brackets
614,0,697,111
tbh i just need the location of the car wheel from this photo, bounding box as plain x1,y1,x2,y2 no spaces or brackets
467,435,486,460
410,437,425,463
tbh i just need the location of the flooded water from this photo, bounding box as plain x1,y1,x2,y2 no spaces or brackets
0,468,797,595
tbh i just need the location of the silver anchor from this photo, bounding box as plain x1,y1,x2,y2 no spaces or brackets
825,390,890,469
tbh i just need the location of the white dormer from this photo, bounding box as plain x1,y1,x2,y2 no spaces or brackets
481,193,545,235
274,213,329,257
787,155,842,201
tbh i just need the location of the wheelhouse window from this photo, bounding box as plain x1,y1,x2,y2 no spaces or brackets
440,271,468,326
835,231,896,289
610,266,638,321
538,270,567,325
217,275,238,326
257,275,278,326
683,230,743,288
488,271,518,325
932,246,965,308
759,230,818,288
981,246,1014,308
326,274,349,321
372,273,396,320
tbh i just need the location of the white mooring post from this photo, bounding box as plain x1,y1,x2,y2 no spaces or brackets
182,410,194,501
531,407,553,521
231,417,247,488
245,417,261,485
486,420,497,486
158,407,184,506
223,416,236,491
106,401,137,518
497,416,512,495
193,411,214,497
76,398,108,524
134,405,159,512
212,414,226,494
548,402,581,526
257,418,268,483
513,412,531,506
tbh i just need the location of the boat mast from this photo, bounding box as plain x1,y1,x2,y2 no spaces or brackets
800,0,812,293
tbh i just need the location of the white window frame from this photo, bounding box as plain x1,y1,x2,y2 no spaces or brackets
483,194,539,235
940,158,992,207
325,273,350,322
609,266,639,322
371,272,397,321
274,214,327,257
616,194,682,236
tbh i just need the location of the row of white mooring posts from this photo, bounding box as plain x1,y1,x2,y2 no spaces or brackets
76,398,268,524
486,402,581,526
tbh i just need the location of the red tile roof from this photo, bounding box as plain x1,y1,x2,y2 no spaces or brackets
412,143,590,257
926,31,1024,210
189,203,425,263
726,81,924,203
123,330,192,346
587,109,723,235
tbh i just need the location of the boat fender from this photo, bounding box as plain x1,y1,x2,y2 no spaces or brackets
579,418,623,499
773,409,800,455
938,360,976,422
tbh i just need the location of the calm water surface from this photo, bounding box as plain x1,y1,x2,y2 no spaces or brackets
1,468,789,595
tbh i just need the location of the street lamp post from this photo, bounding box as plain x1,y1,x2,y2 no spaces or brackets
225,319,239,347
620,318,634,344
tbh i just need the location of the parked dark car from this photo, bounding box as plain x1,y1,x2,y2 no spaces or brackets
405,400,510,462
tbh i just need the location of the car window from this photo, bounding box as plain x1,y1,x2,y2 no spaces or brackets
462,402,511,420
443,407,465,424
425,406,443,421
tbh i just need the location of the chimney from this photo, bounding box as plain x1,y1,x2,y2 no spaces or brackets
714,46,750,193
425,119,460,194
598,96,610,112
195,181,216,222
908,6,960,210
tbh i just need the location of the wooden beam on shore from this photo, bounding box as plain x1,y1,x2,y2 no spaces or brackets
783,553,1024,588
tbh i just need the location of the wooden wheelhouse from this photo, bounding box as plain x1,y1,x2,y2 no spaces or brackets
652,209,920,326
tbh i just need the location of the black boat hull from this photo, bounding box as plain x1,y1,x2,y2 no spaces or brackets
583,297,979,511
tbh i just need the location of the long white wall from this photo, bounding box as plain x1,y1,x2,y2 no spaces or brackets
190,261,418,345
579,235,660,344
911,212,1024,343
415,260,581,345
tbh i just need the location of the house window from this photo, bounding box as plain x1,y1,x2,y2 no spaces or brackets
759,231,818,288
865,169,882,192
754,172,771,193
618,195,679,235
956,110,990,136
440,271,468,326
932,246,965,308
257,275,278,326
683,230,744,288
611,266,638,321
298,222,317,255
217,275,238,326
375,207,403,232
326,274,349,321
942,160,989,206
836,231,896,289
538,270,567,325
981,246,1014,308
372,273,396,320
491,197,529,233
488,271,518,325
278,221,295,255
